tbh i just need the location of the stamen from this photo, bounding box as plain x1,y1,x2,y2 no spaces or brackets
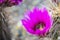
39,23,44,30
35,22,45,31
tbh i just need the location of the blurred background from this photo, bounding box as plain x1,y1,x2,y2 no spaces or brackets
1,0,60,40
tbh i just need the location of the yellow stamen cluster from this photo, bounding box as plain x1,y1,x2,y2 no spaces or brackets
39,24,44,30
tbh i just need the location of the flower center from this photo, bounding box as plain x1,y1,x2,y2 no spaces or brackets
36,22,45,31
39,23,44,30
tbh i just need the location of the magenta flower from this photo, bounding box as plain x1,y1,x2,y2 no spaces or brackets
0,0,4,4
21,7,53,36
8,0,22,6
0,0,22,6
